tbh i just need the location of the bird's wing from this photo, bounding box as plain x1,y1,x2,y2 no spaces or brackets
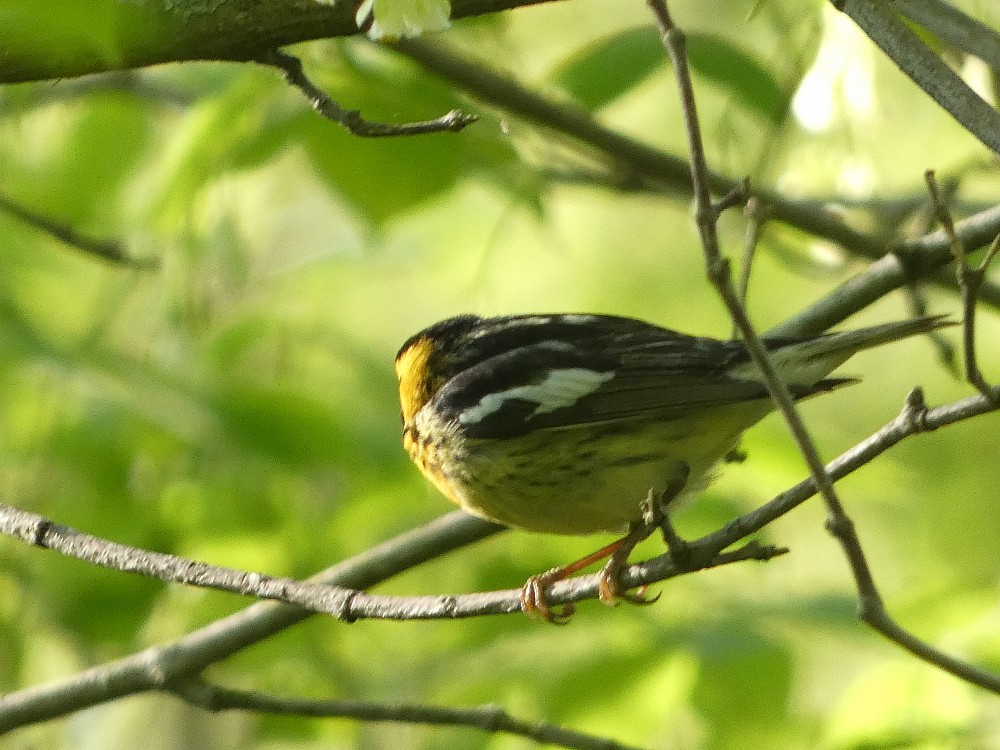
434,333,843,439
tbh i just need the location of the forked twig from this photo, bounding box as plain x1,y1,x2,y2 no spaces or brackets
168,677,647,750
392,36,1000,320
925,169,999,400
262,49,477,137
0,190,154,268
732,195,770,338
647,0,1000,696
4,381,1000,739
647,0,860,592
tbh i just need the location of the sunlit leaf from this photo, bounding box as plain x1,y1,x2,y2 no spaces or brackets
549,26,666,110
1,0,123,70
686,33,790,124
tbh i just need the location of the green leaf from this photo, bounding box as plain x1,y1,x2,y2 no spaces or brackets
302,116,463,226
38,94,153,223
150,70,279,227
210,384,348,467
686,33,789,124
691,623,794,743
0,0,122,71
549,26,667,110
298,43,512,226
548,28,789,123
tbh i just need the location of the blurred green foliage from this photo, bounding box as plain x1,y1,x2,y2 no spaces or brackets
1,1,1000,749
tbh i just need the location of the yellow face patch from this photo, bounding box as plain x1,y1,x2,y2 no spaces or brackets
395,335,441,423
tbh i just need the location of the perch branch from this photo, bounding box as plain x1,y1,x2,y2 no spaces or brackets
262,49,477,137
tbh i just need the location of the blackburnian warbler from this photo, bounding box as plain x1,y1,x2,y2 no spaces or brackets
395,312,950,621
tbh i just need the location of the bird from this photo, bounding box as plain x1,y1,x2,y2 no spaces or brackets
394,312,951,621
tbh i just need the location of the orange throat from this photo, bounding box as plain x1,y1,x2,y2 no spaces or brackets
395,336,440,424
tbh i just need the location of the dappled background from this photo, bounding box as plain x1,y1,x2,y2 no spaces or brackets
2,0,1000,747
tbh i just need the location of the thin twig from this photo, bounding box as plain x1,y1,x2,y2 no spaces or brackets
0,504,514,623
734,196,769,336
0,511,502,733
169,677,648,750
543,165,997,222
0,500,783,623
2,384,998,740
337,538,786,620
767,202,1000,339
262,49,477,137
650,0,1000,697
834,0,1000,154
925,170,998,400
390,36,1000,314
648,0,851,549
0,190,155,269
0,505,354,610
895,175,960,371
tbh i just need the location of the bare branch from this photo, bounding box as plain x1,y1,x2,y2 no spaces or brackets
647,0,860,606
925,170,999,400
0,190,155,269
834,0,1000,154
2,384,998,734
0,0,564,84
0,500,782,624
0,511,501,733
169,677,648,750
338,538,786,621
0,505,353,611
390,37,1000,316
651,0,1000,697
766,202,1000,338
262,49,477,137
894,0,1000,70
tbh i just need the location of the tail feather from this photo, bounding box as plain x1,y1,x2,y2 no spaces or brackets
772,314,953,357
753,315,954,386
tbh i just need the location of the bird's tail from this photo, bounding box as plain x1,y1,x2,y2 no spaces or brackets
751,315,954,386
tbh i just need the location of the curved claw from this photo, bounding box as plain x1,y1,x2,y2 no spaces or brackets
521,574,576,624
598,569,660,607
518,496,676,623
618,585,661,607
